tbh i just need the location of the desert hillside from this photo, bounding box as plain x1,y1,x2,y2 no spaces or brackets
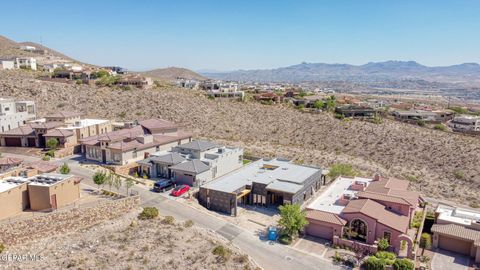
0,70,479,206
141,67,206,81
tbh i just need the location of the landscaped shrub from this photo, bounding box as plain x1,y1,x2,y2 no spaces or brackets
42,155,51,161
377,238,390,251
278,234,292,245
374,251,396,265
410,211,424,228
138,207,159,220
393,258,414,270
419,233,432,249
212,245,231,262
332,251,343,264
364,256,386,270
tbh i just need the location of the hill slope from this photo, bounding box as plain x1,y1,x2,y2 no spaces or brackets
1,70,479,207
141,67,206,81
203,61,480,84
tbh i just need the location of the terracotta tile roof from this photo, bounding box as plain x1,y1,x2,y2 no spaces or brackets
138,119,177,132
0,157,23,166
30,122,65,129
359,177,419,206
306,209,347,226
432,224,480,245
44,129,74,138
0,125,35,136
342,199,410,233
26,161,58,173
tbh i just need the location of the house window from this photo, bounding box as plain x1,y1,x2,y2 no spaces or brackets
383,231,392,243
349,219,368,242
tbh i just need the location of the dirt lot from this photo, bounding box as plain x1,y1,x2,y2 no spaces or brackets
1,70,479,206
1,209,258,270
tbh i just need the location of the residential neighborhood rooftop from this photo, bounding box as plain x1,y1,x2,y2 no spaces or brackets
202,158,321,193
436,204,480,226
308,176,373,214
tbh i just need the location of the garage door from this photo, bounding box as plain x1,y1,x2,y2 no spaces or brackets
4,137,22,147
438,235,471,255
306,223,333,240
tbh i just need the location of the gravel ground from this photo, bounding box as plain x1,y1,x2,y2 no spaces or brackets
1,209,258,270
1,70,479,206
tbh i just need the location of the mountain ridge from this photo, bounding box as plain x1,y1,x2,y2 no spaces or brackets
202,60,480,83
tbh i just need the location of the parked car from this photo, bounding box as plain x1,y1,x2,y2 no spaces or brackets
170,185,190,197
153,179,174,192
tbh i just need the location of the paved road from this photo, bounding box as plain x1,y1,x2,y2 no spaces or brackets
2,152,339,270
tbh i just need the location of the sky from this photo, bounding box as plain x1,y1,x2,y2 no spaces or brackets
1,0,479,71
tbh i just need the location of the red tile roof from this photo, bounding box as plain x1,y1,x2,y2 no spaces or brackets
432,224,480,245
358,177,419,206
44,129,74,138
306,209,347,226
26,161,58,173
0,157,23,166
342,199,410,233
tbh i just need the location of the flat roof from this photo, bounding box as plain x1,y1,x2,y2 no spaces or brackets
0,177,28,193
436,204,480,226
308,176,374,214
27,173,72,187
59,119,109,129
201,159,321,193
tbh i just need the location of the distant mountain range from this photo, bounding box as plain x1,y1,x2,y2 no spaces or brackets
202,61,480,84
140,67,206,81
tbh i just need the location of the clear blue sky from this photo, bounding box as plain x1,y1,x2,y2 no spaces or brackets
1,0,479,71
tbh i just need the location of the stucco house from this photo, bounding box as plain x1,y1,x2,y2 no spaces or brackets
80,119,192,166
431,204,480,263
305,174,421,258
137,140,243,187
198,158,325,216
0,111,112,152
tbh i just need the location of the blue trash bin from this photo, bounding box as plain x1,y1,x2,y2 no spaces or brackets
268,226,278,241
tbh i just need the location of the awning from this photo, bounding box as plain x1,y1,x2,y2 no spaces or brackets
237,189,251,199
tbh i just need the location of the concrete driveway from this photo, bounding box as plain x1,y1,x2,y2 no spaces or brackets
293,235,330,259
432,249,471,270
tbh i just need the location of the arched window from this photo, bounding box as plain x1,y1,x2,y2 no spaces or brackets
350,219,368,242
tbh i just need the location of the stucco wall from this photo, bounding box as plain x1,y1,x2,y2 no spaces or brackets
0,183,29,220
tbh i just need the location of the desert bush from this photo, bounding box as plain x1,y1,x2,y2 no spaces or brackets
332,251,343,264
212,245,231,262
433,124,447,131
328,163,358,179
138,207,159,220
393,258,414,270
184,220,194,228
163,215,175,225
42,155,51,161
0,243,5,253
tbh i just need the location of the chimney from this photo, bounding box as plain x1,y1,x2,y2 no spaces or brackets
373,173,381,181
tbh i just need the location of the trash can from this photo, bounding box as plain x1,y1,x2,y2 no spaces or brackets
268,226,278,241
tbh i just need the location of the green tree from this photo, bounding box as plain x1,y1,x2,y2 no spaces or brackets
105,172,114,191
325,95,336,111
95,70,110,78
125,178,135,196
46,138,59,150
328,163,358,180
377,238,390,251
277,204,308,239
59,163,70,174
92,171,107,190
393,258,414,270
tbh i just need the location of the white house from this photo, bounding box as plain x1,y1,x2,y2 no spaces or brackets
15,57,37,70
0,59,15,70
0,98,36,133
